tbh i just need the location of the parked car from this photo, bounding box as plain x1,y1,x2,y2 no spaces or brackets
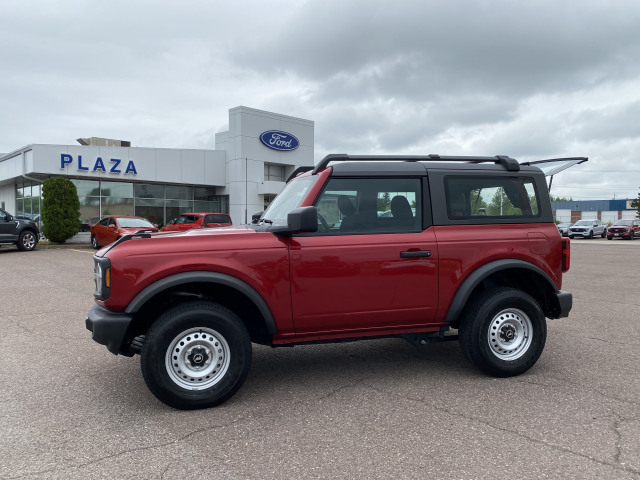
607,219,640,240
0,208,40,251
556,223,571,237
568,219,607,239
81,216,101,232
91,216,158,249
161,212,232,232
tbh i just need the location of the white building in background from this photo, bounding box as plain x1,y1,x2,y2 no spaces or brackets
0,106,314,231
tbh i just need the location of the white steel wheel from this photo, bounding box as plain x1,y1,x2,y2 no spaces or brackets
165,327,231,390
487,308,532,361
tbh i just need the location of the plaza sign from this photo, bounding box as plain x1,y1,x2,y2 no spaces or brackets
60,153,138,175
259,130,299,151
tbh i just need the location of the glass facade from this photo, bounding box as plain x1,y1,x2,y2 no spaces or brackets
15,177,228,231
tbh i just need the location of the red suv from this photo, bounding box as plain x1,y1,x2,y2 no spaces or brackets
607,219,640,240
162,213,232,232
87,154,584,409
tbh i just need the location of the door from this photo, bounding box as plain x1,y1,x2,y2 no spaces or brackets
0,208,18,242
289,176,439,335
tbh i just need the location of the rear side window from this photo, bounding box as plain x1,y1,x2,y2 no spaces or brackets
445,176,540,220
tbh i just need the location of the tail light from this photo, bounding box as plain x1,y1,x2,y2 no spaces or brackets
561,237,570,272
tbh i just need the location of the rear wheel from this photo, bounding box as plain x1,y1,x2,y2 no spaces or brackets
141,301,252,410
459,287,546,377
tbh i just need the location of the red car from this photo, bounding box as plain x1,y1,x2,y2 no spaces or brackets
162,212,232,232
91,216,157,249
607,219,640,240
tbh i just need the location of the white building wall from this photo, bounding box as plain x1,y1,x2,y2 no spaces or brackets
0,184,15,211
621,210,637,220
555,209,572,223
601,211,619,224
216,106,314,224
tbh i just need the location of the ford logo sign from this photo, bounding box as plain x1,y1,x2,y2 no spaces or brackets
260,130,300,151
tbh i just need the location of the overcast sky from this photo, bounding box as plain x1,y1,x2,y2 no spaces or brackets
1,0,639,200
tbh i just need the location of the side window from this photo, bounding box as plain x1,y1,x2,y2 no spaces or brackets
445,176,540,220
314,177,421,234
99,218,110,227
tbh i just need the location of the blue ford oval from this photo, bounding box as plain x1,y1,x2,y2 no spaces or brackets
260,130,300,151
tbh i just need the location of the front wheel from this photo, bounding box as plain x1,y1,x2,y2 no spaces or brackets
91,235,100,249
459,287,546,377
17,230,38,251
141,301,252,410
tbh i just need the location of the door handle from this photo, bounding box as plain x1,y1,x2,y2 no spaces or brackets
400,250,431,258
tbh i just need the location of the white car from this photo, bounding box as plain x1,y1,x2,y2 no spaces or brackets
568,219,607,239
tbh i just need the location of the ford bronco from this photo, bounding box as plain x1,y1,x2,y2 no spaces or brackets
86,154,585,409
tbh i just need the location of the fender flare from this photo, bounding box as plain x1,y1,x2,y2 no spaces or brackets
124,271,277,334
443,259,559,323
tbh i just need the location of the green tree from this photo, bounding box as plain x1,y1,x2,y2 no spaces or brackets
42,178,81,243
631,191,640,219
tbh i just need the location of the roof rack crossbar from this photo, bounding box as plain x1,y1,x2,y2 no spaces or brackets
311,154,521,174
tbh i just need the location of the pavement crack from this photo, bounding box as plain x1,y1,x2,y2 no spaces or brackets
364,381,640,476
2,416,248,480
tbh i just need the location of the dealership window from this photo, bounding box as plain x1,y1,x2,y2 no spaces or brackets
15,179,42,219
264,164,285,182
263,194,276,210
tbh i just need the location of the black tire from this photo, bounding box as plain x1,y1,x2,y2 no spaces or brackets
141,301,252,410
16,230,38,251
588,230,593,239
568,235,574,239
458,287,546,377
601,229,606,238
91,235,100,249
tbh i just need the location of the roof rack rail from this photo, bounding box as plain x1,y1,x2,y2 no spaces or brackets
286,166,314,183
311,154,520,174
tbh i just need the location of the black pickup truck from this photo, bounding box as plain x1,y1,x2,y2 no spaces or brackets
0,208,39,251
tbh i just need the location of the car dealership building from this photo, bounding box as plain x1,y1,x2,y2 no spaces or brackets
0,106,314,231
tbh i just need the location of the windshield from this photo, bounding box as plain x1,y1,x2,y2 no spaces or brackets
613,220,633,226
118,218,154,228
574,220,593,226
261,175,317,225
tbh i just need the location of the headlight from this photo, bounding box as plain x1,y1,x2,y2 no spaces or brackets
93,256,111,300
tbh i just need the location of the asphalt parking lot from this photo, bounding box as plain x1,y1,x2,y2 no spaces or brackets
1,238,639,480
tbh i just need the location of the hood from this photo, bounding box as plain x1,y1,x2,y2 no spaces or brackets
96,224,258,256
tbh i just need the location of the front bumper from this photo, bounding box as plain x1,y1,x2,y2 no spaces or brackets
86,304,134,355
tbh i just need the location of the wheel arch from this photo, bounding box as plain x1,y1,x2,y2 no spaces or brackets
445,260,560,326
125,272,277,345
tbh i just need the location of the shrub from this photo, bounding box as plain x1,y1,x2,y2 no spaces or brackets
42,178,81,243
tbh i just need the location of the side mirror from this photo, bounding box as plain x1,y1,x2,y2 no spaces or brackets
169,219,176,225
269,206,318,237
108,224,116,229
251,211,264,224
